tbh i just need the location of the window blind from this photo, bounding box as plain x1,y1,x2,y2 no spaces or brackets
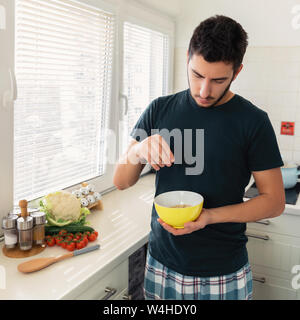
122,22,169,150
14,0,115,204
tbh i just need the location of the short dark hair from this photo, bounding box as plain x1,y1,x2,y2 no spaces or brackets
188,15,248,72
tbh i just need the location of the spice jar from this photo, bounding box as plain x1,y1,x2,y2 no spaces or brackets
17,216,33,251
2,215,18,249
8,208,20,217
30,211,46,245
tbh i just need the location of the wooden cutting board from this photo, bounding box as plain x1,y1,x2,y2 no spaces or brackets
2,243,46,258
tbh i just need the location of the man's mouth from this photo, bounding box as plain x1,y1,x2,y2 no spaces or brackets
197,97,212,104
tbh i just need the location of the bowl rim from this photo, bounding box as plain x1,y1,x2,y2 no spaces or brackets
154,190,204,209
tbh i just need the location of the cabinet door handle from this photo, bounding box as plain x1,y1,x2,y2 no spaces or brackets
101,287,117,300
122,293,132,300
253,276,266,283
254,220,270,226
246,232,270,241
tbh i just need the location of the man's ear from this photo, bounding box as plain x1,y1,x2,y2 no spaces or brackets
233,64,243,81
186,50,190,64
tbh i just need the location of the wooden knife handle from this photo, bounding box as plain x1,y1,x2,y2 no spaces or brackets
54,252,74,262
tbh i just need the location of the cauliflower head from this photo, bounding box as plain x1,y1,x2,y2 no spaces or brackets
40,191,90,226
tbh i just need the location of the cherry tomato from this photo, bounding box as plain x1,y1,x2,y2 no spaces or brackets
55,236,63,245
46,237,55,247
80,238,87,248
88,233,97,242
75,240,82,250
74,233,82,240
92,231,98,239
58,229,67,237
59,240,67,249
65,235,73,242
82,235,89,246
66,242,75,251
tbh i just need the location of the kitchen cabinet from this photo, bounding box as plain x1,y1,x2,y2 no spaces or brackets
246,212,300,300
74,259,129,300
252,272,297,300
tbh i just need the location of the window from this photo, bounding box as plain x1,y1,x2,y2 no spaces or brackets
121,21,170,152
14,0,115,203
0,0,173,224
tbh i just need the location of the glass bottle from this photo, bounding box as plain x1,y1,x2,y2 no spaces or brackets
17,216,33,251
2,215,18,249
30,211,46,245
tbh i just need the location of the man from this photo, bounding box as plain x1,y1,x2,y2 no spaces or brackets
113,15,285,300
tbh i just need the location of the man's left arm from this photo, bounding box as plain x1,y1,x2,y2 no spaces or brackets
158,167,285,236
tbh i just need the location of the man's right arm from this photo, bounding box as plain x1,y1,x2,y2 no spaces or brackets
113,139,146,190
113,135,175,190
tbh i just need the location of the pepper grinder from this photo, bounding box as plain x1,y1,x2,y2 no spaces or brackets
17,200,33,251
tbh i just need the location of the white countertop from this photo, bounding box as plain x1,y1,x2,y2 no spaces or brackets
1,172,299,300
0,173,155,300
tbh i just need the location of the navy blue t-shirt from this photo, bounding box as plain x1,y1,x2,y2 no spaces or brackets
130,89,283,276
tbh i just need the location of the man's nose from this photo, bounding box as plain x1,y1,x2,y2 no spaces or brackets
200,79,211,99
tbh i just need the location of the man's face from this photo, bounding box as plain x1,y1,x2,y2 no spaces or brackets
187,54,241,108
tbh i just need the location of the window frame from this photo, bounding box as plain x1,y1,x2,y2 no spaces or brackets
0,0,15,235
116,2,175,177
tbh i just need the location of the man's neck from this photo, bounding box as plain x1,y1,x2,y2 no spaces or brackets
215,90,235,106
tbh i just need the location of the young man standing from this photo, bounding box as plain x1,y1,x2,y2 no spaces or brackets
113,15,285,300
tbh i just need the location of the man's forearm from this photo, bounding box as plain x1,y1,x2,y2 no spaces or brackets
113,143,145,190
208,194,285,225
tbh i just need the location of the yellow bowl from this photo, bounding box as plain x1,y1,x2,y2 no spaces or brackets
154,190,204,229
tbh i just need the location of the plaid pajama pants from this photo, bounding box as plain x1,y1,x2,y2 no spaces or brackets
144,251,253,300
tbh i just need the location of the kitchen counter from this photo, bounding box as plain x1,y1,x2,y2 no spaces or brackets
1,171,299,300
0,173,155,300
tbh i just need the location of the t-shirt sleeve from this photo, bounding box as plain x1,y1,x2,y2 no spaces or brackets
247,112,283,171
130,98,158,142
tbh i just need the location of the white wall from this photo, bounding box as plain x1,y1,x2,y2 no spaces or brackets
176,0,300,48
231,47,300,163
135,0,181,19
172,0,300,164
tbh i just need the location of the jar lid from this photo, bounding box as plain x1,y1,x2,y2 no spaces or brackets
2,215,18,229
30,211,46,225
9,207,39,216
17,216,33,230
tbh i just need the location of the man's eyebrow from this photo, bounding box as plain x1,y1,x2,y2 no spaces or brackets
191,68,229,81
